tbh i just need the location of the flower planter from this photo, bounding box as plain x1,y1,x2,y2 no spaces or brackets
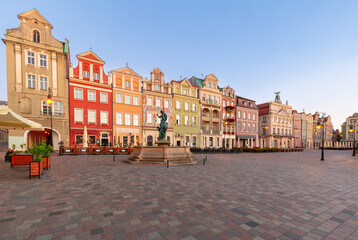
92,147,104,154
77,147,90,154
5,155,11,162
11,155,33,167
43,156,51,170
60,147,75,155
105,147,116,154
29,161,43,179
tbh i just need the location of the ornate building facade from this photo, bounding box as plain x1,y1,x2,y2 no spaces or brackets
3,9,69,150
292,110,302,148
306,113,314,148
341,113,358,146
258,93,293,148
221,86,236,148
189,74,222,148
171,79,200,147
111,64,142,147
236,96,259,148
69,51,112,146
142,68,173,146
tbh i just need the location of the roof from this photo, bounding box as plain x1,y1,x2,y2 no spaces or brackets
236,95,256,102
171,79,199,88
18,9,52,28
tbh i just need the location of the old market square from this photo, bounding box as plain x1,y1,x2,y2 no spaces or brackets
1,150,358,240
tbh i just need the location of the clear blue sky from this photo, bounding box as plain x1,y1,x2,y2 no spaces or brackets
1,0,357,129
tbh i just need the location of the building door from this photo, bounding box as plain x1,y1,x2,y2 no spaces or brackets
147,136,153,146
177,140,181,146
274,140,277,148
123,136,128,147
101,133,109,146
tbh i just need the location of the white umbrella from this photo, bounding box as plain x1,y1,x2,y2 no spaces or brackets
83,126,88,147
0,107,43,130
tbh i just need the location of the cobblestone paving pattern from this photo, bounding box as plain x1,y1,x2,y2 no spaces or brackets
1,150,358,240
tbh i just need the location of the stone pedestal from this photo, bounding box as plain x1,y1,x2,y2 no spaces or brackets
125,145,196,166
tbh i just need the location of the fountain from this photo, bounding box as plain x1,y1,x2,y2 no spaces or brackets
126,110,197,165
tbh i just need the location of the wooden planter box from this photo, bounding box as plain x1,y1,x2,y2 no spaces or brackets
105,147,116,154
29,161,44,179
77,147,90,154
118,148,130,154
11,155,33,167
5,155,11,162
60,147,75,155
92,147,104,154
43,156,51,170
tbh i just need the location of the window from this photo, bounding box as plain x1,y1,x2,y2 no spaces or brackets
124,113,131,125
238,111,241,118
156,114,161,124
88,91,96,101
248,113,251,120
39,55,47,67
74,89,83,100
75,135,83,144
185,102,189,111
193,136,196,146
238,122,241,129
147,112,152,123
244,112,246,119
83,71,89,78
273,127,276,134
27,75,36,89
94,73,99,80
202,94,206,101
100,93,108,103
89,136,96,144
116,93,122,103
185,136,190,146
192,103,197,111
223,101,226,108
185,116,189,125
248,123,251,131
133,114,139,126
217,97,220,104
100,111,108,124
88,110,96,123
209,137,213,147
184,89,188,95
212,84,216,88
155,84,160,91
147,97,152,106
193,116,197,125
133,96,139,106
42,101,50,115
243,122,246,130
125,94,131,104
116,112,123,125
33,30,40,43
74,109,83,122
40,77,47,90
156,99,161,107
27,52,35,65
176,115,181,124
53,101,63,116
244,101,247,106
208,83,211,88
164,100,169,108
176,101,181,109
263,116,267,123
223,90,226,95
125,81,130,88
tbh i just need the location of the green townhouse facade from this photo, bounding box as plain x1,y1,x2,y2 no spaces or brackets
171,78,201,147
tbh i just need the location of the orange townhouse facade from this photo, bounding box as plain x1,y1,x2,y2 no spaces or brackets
111,64,143,147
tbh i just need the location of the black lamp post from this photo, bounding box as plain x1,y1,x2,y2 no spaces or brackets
349,126,356,156
47,88,53,147
224,121,228,149
316,117,327,161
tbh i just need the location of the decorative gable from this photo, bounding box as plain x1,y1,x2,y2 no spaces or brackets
77,51,105,64
18,9,52,27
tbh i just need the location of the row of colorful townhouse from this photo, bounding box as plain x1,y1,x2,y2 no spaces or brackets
3,9,334,150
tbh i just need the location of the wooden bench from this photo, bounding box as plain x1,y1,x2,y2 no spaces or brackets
11,155,33,168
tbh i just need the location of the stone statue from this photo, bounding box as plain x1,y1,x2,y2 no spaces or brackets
157,110,168,141
274,91,282,104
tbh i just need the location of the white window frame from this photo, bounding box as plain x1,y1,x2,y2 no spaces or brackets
116,112,123,125
125,81,130,88
88,110,96,123
125,94,131,105
74,108,84,123
27,52,35,65
39,54,47,67
164,100,169,108
88,90,96,102
116,93,123,103
156,99,161,107
193,116,197,126
185,116,189,125
133,114,139,126
83,71,89,78
124,113,131,126
27,74,36,89
39,76,47,90
147,97,153,106
176,115,181,125
74,88,83,100
100,111,108,124
147,112,152,124
176,101,181,109
192,103,197,111
133,96,139,106
94,72,99,80
184,102,189,111
100,92,108,103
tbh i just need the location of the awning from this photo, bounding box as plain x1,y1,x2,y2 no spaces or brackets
0,107,44,130
237,135,256,140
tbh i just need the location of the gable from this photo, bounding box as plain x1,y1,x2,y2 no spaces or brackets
112,67,142,78
205,73,218,82
18,9,52,27
77,51,104,63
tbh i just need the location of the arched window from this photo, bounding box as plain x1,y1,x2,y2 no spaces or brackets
147,136,153,146
33,30,40,43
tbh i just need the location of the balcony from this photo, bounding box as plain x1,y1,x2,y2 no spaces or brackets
202,115,210,122
224,117,235,123
225,105,235,111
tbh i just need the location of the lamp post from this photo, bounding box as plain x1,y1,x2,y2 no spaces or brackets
224,121,228,149
316,118,327,161
349,126,356,156
264,125,268,148
47,89,53,147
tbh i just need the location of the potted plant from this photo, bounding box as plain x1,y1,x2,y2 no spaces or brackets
5,145,18,162
26,141,47,179
42,142,53,170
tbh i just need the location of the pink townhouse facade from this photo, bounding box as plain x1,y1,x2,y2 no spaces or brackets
236,96,259,148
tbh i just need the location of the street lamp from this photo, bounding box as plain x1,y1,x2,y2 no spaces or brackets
349,126,356,156
316,120,326,161
47,89,53,147
224,121,228,149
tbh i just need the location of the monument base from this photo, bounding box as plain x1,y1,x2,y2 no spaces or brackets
125,146,197,166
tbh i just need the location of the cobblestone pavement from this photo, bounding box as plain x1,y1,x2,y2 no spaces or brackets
1,150,358,240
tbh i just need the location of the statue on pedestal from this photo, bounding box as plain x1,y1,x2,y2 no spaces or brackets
157,110,168,141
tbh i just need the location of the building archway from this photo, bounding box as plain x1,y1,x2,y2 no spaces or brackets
25,127,61,150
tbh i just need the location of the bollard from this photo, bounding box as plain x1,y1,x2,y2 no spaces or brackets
203,155,207,165
167,160,169,168
113,156,115,162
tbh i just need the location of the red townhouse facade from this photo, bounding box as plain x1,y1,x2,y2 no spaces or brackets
69,51,112,146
